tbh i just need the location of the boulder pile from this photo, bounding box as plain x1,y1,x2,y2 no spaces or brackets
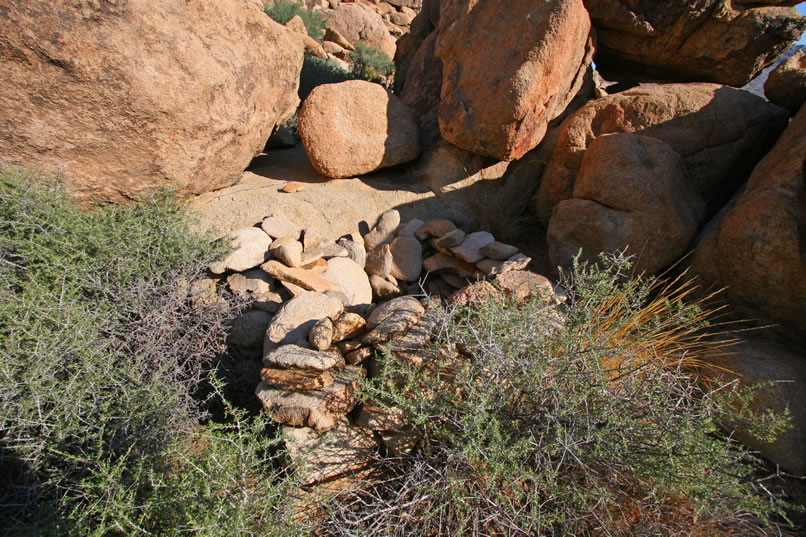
208,209,538,484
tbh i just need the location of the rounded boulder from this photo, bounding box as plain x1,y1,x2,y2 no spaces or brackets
298,80,421,178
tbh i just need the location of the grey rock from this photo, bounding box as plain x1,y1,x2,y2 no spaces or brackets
302,227,324,250
397,218,425,238
229,309,273,348
300,240,350,265
479,241,520,261
476,253,532,276
432,228,466,249
451,231,495,263
337,237,367,268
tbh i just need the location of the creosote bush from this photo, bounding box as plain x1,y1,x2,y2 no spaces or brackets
0,170,301,535
349,42,395,86
263,0,326,39
298,53,357,101
320,252,795,536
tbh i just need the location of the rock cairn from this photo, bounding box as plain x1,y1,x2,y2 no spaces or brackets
207,209,541,484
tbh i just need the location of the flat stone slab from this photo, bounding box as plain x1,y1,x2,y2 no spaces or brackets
423,252,480,279
260,260,339,293
256,365,365,431
476,253,532,276
385,309,439,352
283,417,378,485
188,146,474,242
260,367,336,391
479,241,520,260
451,231,495,263
263,341,345,371
366,296,425,330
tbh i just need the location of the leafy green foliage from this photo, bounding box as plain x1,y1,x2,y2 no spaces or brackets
349,42,394,85
0,170,298,535
298,53,357,101
264,0,326,38
328,252,794,536
298,42,395,102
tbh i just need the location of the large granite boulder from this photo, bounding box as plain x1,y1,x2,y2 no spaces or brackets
298,80,421,178
548,134,705,275
0,0,303,205
764,48,806,114
326,2,397,59
536,84,790,224
583,0,806,86
394,0,594,161
690,105,806,337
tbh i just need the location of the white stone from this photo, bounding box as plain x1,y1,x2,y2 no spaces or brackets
209,227,272,274
450,231,495,263
322,257,373,309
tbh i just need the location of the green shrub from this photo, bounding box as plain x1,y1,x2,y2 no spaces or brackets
264,0,326,39
322,252,794,536
298,52,356,101
349,42,395,85
0,170,300,535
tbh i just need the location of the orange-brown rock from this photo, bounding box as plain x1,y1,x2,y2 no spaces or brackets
326,3,397,59
764,48,806,114
584,0,806,86
536,84,789,224
260,367,337,391
0,0,303,205
393,0,442,146
548,133,705,275
689,105,806,337
298,80,421,178
434,0,594,161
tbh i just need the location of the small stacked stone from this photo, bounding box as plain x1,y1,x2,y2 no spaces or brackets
362,210,533,302
205,209,543,485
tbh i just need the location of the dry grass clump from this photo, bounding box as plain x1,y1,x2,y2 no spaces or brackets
316,252,795,536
